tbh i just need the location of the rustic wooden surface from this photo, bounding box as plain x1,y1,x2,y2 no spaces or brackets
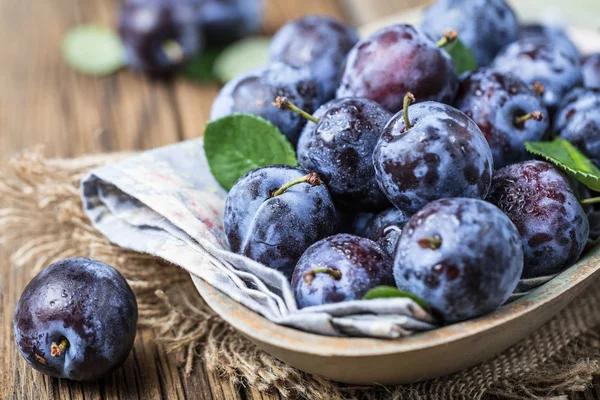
1,0,599,399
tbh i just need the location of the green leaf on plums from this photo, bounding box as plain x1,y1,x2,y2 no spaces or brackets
204,114,298,191
525,138,600,192
213,37,272,83
183,47,224,83
62,25,125,76
363,286,429,310
443,37,477,75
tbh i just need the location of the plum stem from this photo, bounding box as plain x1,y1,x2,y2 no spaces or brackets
532,81,545,95
303,267,342,286
514,111,544,126
581,197,600,205
417,234,442,250
273,96,320,124
435,30,458,48
403,92,416,130
50,337,69,357
270,172,322,198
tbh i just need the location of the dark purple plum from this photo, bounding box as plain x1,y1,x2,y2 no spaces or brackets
492,38,583,111
336,24,459,113
519,24,580,58
362,208,411,257
394,198,523,323
224,166,337,279
292,97,392,212
210,62,323,146
486,161,589,278
582,53,600,89
373,98,493,214
292,234,394,308
14,258,137,381
454,68,549,168
421,0,519,67
119,0,202,75
195,0,262,44
269,15,359,100
554,88,600,166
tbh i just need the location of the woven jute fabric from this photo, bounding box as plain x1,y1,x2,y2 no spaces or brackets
2,150,600,400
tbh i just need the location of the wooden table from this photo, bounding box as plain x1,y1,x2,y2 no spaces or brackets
1,1,598,399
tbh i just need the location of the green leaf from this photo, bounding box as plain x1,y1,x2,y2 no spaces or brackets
214,37,271,83
525,138,600,191
62,25,125,76
204,114,298,190
183,47,224,83
444,38,477,75
363,286,429,310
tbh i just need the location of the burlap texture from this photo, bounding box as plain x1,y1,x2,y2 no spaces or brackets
2,150,600,399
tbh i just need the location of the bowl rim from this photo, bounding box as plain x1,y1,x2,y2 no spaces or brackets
193,245,600,358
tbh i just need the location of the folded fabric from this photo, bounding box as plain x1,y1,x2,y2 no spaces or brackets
81,139,437,338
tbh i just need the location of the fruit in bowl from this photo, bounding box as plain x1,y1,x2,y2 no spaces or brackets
486,161,589,278
393,198,523,322
454,68,549,168
492,37,583,112
292,234,394,308
336,24,459,113
269,15,359,101
553,87,600,166
281,96,392,212
210,63,323,146
373,95,493,214
224,166,337,279
421,0,519,67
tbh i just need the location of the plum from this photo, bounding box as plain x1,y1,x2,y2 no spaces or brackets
394,198,523,322
14,258,137,381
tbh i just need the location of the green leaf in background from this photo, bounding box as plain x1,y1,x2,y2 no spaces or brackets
62,25,125,76
204,114,298,190
213,37,271,83
183,47,224,83
525,138,600,191
363,286,429,310
441,36,477,75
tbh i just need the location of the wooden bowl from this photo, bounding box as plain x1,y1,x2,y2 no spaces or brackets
194,7,600,386
193,246,600,385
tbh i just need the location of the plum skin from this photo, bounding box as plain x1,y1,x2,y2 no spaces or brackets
454,68,549,168
486,161,589,278
292,234,394,308
336,24,459,113
582,53,600,89
394,198,523,323
224,165,337,279
373,101,494,214
421,0,519,67
492,38,583,111
297,97,392,212
210,62,323,146
554,88,600,166
14,258,138,381
269,15,359,100
519,24,581,59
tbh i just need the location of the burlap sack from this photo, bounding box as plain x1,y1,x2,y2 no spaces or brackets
2,150,600,400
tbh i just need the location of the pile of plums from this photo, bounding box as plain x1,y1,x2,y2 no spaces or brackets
219,0,599,324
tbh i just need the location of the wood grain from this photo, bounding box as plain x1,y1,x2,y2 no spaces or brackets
1,0,599,399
